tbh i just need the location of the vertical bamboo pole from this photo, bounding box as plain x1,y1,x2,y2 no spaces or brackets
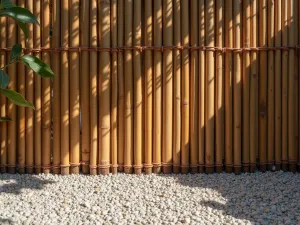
69,0,80,174
117,0,124,172
7,0,17,174
288,0,296,172
216,0,224,173
259,0,267,172
162,0,173,174
267,0,275,171
242,0,250,173
90,0,98,175
111,0,118,174
274,0,281,171
0,16,7,173
225,0,233,173
144,0,153,175
205,0,214,174
190,0,198,174
153,0,162,173
34,0,41,174
198,0,205,173
25,0,34,174
133,0,142,175
41,0,51,174
181,0,190,174
281,0,288,171
52,0,61,174
61,0,70,175
17,0,26,174
250,0,258,172
173,0,181,174
80,0,90,174
99,0,111,175
299,0,300,171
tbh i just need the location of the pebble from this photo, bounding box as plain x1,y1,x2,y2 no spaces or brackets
0,172,299,225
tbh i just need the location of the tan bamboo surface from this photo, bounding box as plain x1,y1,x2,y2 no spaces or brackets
17,0,26,174
133,0,142,175
111,0,117,174
288,0,296,172
275,0,282,171
259,0,267,172
89,0,98,175
153,0,162,174
267,0,275,171
173,0,181,174
1,0,300,175
52,0,61,174
99,0,111,175
80,0,90,174
190,0,198,174
61,0,70,175
117,0,124,172
7,0,17,174
215,0,223,173
281,0,288,171
225,0,233,173
250,0,258,173
198,0,205,173
144,0,153,175
205,0,215,174
0,16,7,173
181,0,189,174
162,0,172,174
34,0,41,174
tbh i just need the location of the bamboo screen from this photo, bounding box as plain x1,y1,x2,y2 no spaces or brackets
0,0,299,175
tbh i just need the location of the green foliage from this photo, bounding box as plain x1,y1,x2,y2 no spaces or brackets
0,0,53,120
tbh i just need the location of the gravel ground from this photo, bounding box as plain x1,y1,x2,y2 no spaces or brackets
0,171,299,225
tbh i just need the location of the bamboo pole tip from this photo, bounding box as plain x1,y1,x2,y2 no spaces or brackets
250,165,256,173
43,169,51,174
117,167,124,172
267,164,273,171
281,163,288,172
124,167,133,174
18,168,25,174
82,166,89,175
259,165,267,173
152,167,161,174
162,166,172,174
198,166,205,173
190,167,198,174
289,164,297,173
242,166,250,173
52,168,61,175
173,166,181,174
99,168,110,175
144,168,152,175
215,166,223,173
61,168,70,175
234,167,241,175
89,168,98,175
205,167,214,174
0,168,7,174
71,167,80,174
275,164,281,171
181,167,190,174
225,166,233,173
8,168,16,174
111,167,118,175
134,168,142,175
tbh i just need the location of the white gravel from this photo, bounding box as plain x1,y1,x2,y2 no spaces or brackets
0,171,299,225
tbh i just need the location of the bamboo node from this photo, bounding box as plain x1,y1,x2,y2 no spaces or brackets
89,165,97,169
152,163,161,167
70,163,81,167
133,165,143,169
124,165,133,168
41,164,52,169
180,165,190,168
161,163,172,167
6,164,16,168
98,164,110,169
143,164,153,168
25,164,35,169
60,164,70,168
0,164,6,168
80,161,90,166
111,164,118,168
52,164,61,169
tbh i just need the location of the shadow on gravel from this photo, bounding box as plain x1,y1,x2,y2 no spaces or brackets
0,174,56,195
165,172,300,224
0,218,12,225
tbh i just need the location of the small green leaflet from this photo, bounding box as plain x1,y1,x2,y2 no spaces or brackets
21,55,54,78
0,0,15,9
16,20,28,40
0,7,39,25
0,117,12,122
10,43,22,62
0,70,8,88
1,89,34,109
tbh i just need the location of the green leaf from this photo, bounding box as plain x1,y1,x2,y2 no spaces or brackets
0,7,39,24
16,20,28,40
1,89,34,109
0,0,15,9
0,117,12,122
0,70,9,88
9,43,22,62
21,55,54,78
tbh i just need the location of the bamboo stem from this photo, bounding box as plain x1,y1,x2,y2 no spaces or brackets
216,0,224,173
90,0,98,175
153,0,162,174
80,0,90,174
225,0,233,173
144,0,153,175
162,0,173,174
259,0,267,172
205,0,214,174
61,0,70,175
99,0,111,175
190,0,198,174
117,0,124,172
52,0,61,174
198,0,205,173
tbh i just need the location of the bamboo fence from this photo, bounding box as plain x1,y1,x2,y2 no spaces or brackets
0,0,300,175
